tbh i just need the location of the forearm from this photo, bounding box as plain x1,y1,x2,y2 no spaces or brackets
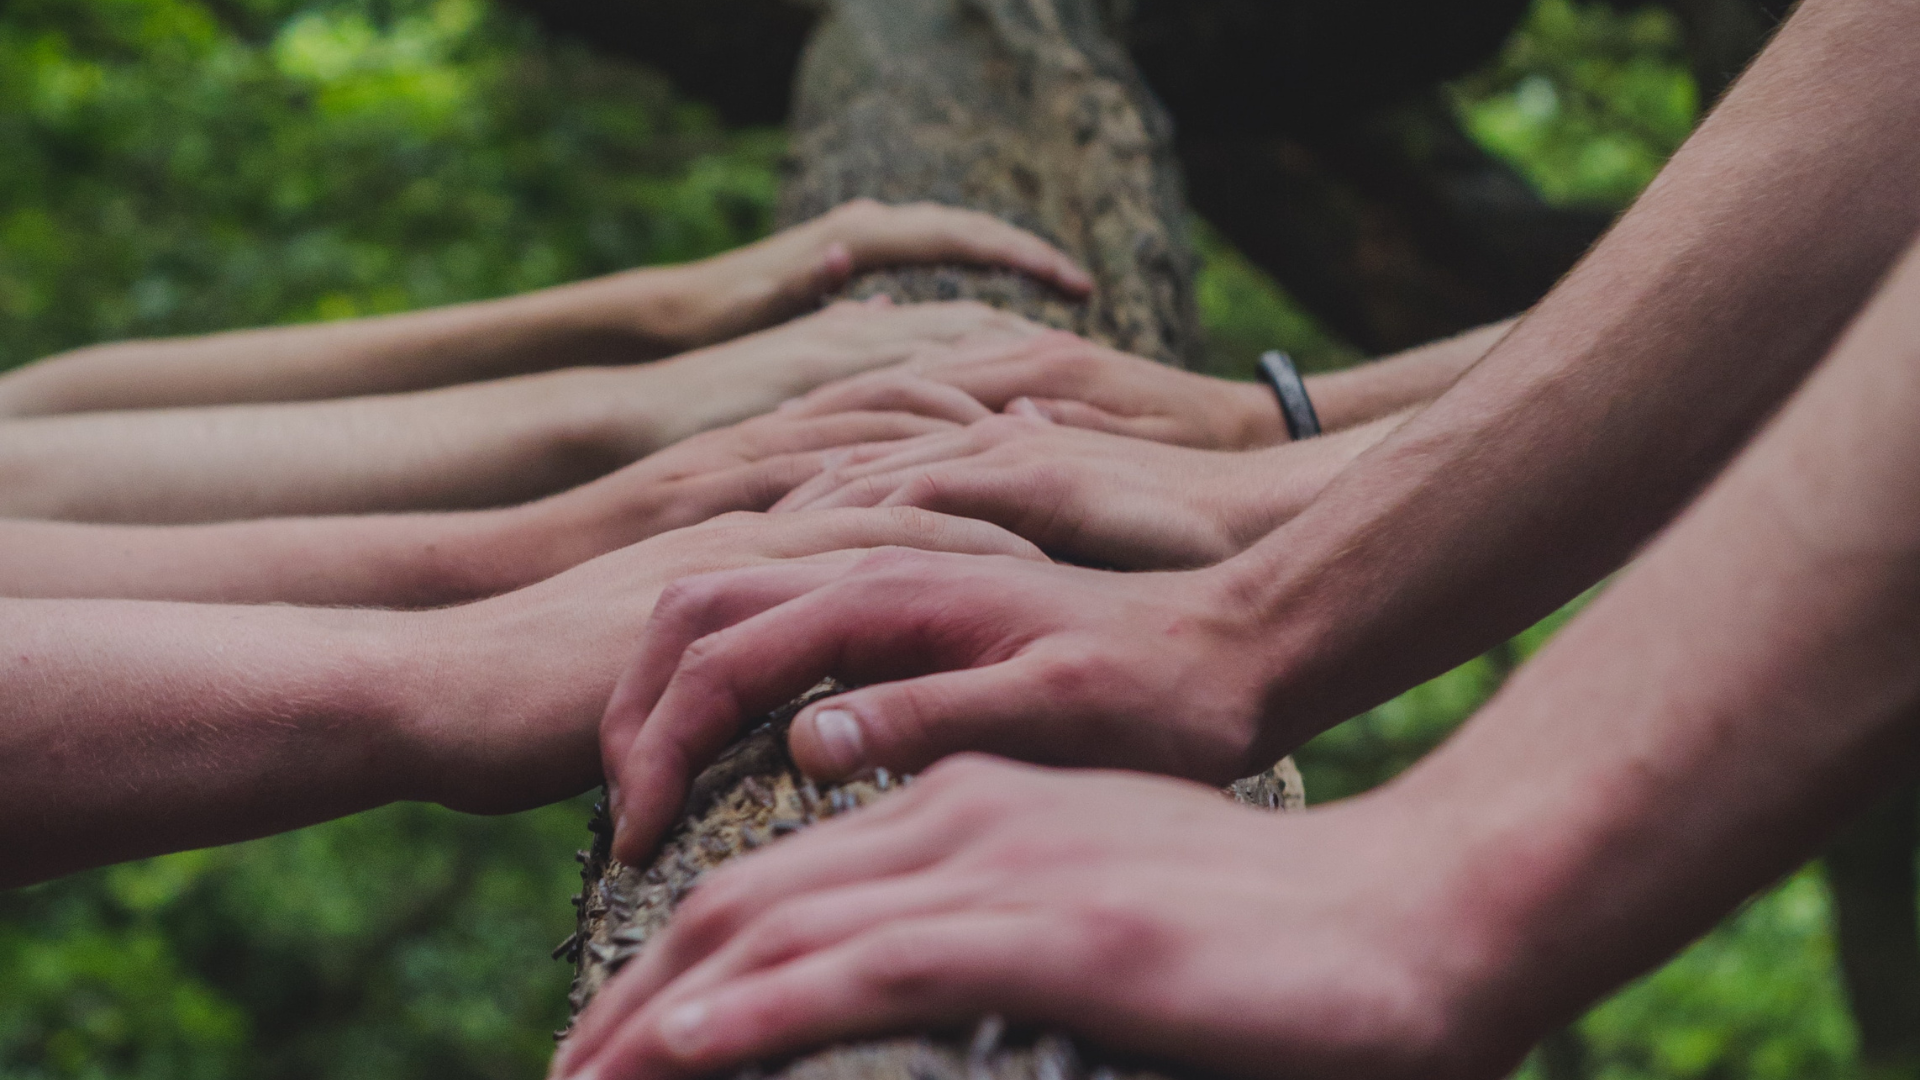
1213,410,1414,552
0,267,705,417
0,509,564,606
1222,0,1920,742
1395,238,1920,1041
0,599,422,886
1304,319,1512,431
0,368,642,523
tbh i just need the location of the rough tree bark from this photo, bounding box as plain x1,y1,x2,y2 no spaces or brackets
560,3,1304,1076
500,0,1785,353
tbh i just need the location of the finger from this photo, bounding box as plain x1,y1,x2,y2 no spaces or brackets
1010,397,1182,443
770,436,952,512
739,412,960,459
612,546,1014,860
610,515,1044,857
776,414,1056,512
774,434,996,513
848,203,1093,297
665,455,834,524
781,373,993,426
776,470,903,513
569,912,1084,1080
561,807,971,1068
787,657,1089,781
604,561,859,861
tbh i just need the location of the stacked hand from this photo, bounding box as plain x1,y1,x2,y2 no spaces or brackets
400,509,1045,816
772,412,1391,569
598,548,1292,865
554,758,1512,1080
512,373,1003,582
894,330,1290,449
616,298,1052,456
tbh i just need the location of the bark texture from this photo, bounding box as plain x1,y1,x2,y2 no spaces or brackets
776,0,1202,366
561,5,1303,1074
563,685,1304,1079
560,684,1305,1068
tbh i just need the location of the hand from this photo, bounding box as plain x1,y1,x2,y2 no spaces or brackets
889,330,1288,449
519,375,1002,577
394,509,1045,816
624,299,1047,454
671,199,1093,347
772,413,1366,569
600,549,1290,864
553,757,1515,1080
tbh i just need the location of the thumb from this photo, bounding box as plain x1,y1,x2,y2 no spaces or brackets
787,663,1055,781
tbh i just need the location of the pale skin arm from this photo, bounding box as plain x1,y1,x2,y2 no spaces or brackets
0,507,1043,889
0,300,1040,523
591,0,1920,861
0,400,977,605
770,408,1412,569
745,318,1506,568
553,207,1920,1080
0,200,1090,417
875,317,1506,452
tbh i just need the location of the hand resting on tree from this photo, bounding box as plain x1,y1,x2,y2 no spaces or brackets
0,198,1089,416
0,506,1043,889
0,378,996,605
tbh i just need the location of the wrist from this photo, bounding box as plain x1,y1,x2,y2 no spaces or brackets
1313,784,1554,1077
384,599,602,815
1225,379,1291,448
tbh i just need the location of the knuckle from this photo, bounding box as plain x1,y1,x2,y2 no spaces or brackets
852,925,962,998
878,503,950,539
653,575,725,622
674,874,754,940
1063,892,1170,968
1033,643,1116,700
853,544,937,575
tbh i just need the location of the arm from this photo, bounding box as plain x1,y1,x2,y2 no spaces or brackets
770,409,1412,569
0,200,1089,417
0,407,965,605
0,300,1031,523
0,506,1042,889
878,318,1501,451
554,212,1920,1080
1305,317,1511,431
592,0,1920,860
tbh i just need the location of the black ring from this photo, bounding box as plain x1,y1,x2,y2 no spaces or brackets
1257,350,1321,440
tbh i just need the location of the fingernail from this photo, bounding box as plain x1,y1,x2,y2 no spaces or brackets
556,1065,596,1080
809,708,865,776
660,1000,711,1058
1006,397,1050,421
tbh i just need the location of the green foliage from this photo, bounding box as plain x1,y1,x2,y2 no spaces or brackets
0,0,782,373
0,0,1890,1078
1453,0,1698,207
1,800,597,1080
1577,868,1858,1080
1193,219,1363,381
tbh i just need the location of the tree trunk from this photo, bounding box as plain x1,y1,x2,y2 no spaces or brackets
561,3,1302,1076
776,0,1203,366
1826,784,1920,1073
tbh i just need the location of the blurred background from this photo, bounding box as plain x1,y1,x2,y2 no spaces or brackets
0,0,1908,1077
